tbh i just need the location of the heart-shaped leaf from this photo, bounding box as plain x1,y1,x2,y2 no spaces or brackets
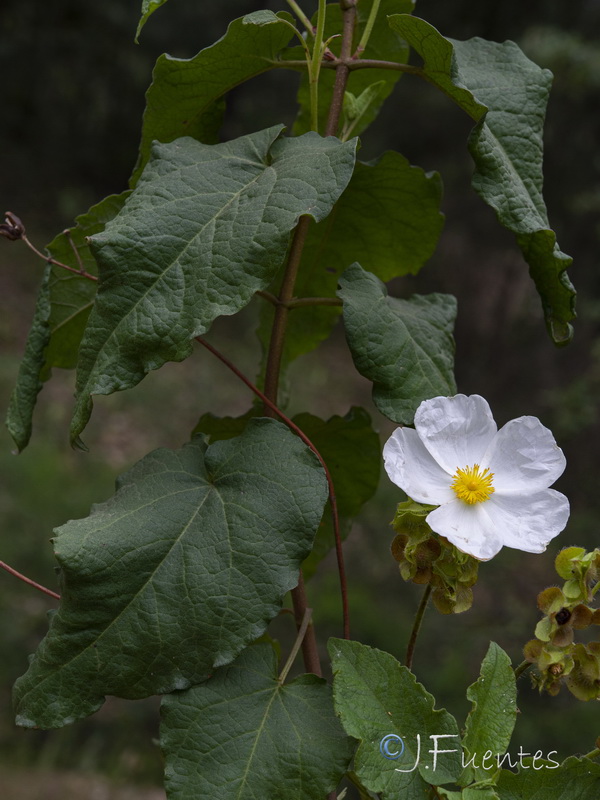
13,419,328,729
161,643,354,799
72,126,356,443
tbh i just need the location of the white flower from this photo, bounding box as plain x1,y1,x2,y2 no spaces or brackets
383,395,569,561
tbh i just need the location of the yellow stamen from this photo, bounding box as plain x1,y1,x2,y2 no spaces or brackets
451,464,495,505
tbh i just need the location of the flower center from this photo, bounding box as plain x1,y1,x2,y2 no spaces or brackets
451,464,495,505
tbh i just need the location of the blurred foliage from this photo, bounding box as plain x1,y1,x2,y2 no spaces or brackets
2,0,600,792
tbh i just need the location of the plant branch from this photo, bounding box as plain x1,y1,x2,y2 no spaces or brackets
308,0,328,132
0,559,60,601
23,234,98,281
279,607,313,684
279,17,313,59
272,57,422,76
257,0,358,680
354,0,381,56
325,0,357,137
583,748,600,760
257,290,342,309
288,296,342,308
1,211,98,282
262,215,312,406
514,660,532,679
285,0,315,36
405,584,431,670
196,337,350,645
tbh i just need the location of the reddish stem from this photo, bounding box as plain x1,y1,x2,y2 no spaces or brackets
22,234,98,282
0,559,60,600
196,336,350,640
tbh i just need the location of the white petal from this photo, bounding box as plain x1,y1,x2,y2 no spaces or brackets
426,500,503,560
480,490,569,552
383,427,455,505
414,395,498,475
483,416,566,494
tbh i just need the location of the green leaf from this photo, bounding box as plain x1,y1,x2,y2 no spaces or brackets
463,790,500,800
440,791,500,800
132,11,296,185
460,643,517,786
192,407,259,441
72,127,356,445
329,638,461,798
13,419,328,729
136,0,170,42
294,408,381,578
161,643,353,799
293,0,415,136
194,407,381,580
5,264,52,452
338,263,457,424
44,193,130,374
4,194,128,451
496,755,600,800
388,15,575,345
257,150,444,369
342,81,387,138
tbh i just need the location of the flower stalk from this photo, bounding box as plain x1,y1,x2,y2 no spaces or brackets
406,584,432,670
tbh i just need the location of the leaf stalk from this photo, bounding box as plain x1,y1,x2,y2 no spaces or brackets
405,584,431,670
279,607,313,683
308,0,329,131
354,0,381,56
0,559,60,601
196,337,350,649
285,0,315,36
513,659,532,679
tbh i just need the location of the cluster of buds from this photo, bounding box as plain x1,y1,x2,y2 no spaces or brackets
390,500,479,614
524,547,600,699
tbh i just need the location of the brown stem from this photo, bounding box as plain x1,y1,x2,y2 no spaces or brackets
325,1,357,138
1,211,97,281
288,296,342,308
22,234,98,282
0,559,60,601
405,584,431,670
258,0,359,681
262,216,312,410
257,291,342,309
196,337,350,646
273,57,423,76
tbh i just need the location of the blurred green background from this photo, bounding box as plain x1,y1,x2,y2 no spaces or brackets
2,0,600,796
